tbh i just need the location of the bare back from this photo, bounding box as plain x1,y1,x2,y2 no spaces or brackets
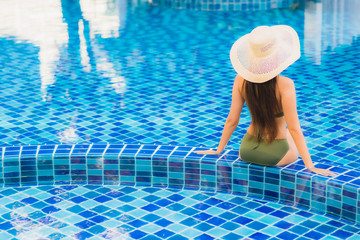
238,75,290,140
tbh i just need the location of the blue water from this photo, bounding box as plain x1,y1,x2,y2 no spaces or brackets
0,185,358,240
1,0,359,168
0,0,360,239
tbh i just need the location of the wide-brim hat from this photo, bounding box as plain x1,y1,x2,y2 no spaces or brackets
230,25,300,83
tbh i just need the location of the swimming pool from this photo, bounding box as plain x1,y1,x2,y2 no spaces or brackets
0,0,359,239
1,185,359,239
0,144,359,239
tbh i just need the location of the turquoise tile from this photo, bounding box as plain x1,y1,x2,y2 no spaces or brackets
63,215,85,224
181,228,203,238
139,223,163,234
166,213,188,222
261,226,284,236
153,208,173,217
283,215,307,224
258,215,281,225
99,219,123,228
233,226,256,236
166,223,189,233
205,206,225,216
0,0,360,239
244,210,266,219
206,227,229,238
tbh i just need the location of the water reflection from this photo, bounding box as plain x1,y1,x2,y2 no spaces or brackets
2,0,359,91
60,0,127,99
10,205,131,239
100,227,131,239
0,0,359,147
304,0,360,64
0,0,126,103
4,0,128,144
80,0,126,38
0,0,69,101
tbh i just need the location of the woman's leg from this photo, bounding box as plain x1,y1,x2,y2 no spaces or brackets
276,129,299,166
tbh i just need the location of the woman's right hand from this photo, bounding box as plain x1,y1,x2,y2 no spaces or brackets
195,150,222,155
308,167,337,177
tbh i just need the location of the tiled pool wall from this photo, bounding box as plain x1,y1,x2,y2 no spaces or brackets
151,0,299,11
1,144,359,226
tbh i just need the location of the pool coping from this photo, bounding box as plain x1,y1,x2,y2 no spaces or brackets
1,143,359,225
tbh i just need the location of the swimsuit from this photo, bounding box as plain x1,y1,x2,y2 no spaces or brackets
239,112,289,166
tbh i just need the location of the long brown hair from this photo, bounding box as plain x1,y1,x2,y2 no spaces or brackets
242,76,281,143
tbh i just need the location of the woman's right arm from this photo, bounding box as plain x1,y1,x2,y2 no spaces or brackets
280,77,336,176
195,75,245,155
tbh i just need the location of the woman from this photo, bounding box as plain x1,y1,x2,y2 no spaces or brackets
196,25,335,176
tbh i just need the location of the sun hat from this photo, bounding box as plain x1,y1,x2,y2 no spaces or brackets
230,25,300,83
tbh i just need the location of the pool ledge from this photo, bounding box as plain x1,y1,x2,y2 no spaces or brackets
1,144,359,225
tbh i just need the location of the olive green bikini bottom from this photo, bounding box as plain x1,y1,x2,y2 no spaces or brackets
240,133,289,166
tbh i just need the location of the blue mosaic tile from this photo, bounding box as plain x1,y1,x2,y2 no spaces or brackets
1,1,359,172
0,0,360,239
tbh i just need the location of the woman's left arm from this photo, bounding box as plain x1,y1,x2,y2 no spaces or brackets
196,75,245,155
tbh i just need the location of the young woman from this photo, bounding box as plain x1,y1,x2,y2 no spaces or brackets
196,25,335,177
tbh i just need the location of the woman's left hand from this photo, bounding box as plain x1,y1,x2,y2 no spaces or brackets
195,150,221,155
308,167,337,177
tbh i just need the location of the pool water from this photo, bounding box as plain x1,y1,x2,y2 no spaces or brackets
0,0,359,168
0,185,358,240
0,0,360,239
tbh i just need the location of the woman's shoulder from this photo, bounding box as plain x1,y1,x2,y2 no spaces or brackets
278,75,294,85
278,75,295,93
235,74,245,90
235,74,244,83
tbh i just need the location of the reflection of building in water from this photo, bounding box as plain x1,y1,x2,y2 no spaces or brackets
80,0,127,38
0,0,68,100
0,0,129,143
0,0,128,100
304,0,360,64
79,0,128,94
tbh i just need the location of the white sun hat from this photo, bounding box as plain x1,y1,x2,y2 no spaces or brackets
230,25,300,83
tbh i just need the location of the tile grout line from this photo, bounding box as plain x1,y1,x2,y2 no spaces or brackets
294,169,299,208
215,150,230,194
230,157,240,195
325,175,331,216
197,152,207,191
279,166,283,205
86,143,93,186
167,146,179,190
69,145,75,185
35,145,40,186
151,145,161,187
340,180,345,222
246,163,250,197
134,145,144,187
355,188,360,225
1,147,3,188
117,144,127,186
261,165,265,200
101,144,109,186
309,173,314,212
19,146,22,187
52,145,58,185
